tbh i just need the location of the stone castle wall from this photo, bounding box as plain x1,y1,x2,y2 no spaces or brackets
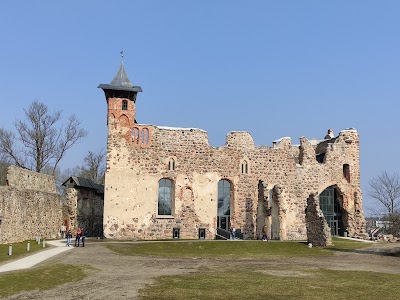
6,165,56,194
0,167,62,243
103,115,366,240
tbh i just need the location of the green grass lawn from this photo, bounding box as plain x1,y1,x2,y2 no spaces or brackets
0,264,87,298
0,240,50,263
139,268,400,300
107,237,371,258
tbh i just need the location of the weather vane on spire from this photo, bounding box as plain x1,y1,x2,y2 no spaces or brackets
120,50,124,63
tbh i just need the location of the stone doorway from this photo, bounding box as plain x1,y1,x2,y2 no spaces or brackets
319,186,345,236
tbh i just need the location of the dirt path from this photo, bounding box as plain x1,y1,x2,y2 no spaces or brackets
4,241,400,300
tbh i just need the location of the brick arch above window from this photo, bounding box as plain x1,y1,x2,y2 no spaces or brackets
118,114,130,128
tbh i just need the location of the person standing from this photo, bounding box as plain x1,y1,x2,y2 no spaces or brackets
231,227,236,240
66,230,72,247
74,228,82,247
262,224,268,241
81,229,86,247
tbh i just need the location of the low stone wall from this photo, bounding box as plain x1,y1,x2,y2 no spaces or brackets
0,167,63,244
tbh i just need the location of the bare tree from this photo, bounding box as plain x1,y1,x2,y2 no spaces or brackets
78,149,106,184
368,171,400,236
368,171,400,215
0,155,10,186
0,101,87,175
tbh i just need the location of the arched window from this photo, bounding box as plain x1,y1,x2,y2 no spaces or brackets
319,186,344,236
217,179,231,231
132,128,139,144
122,100,128,110
168,158,175,171
141,128,149,145
241,160,248,174
158,179,173,216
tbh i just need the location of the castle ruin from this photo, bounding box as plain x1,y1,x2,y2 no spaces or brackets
99,62,366,244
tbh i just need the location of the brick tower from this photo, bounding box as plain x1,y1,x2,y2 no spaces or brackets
98,57,142,131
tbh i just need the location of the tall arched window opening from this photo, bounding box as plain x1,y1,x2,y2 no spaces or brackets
132,128,139,144
319,186,344,236
158,179,173,216
217,179,231,231
141,128,149,145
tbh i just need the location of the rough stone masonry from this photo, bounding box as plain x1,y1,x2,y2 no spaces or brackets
99,63,367,245
0,166,63,243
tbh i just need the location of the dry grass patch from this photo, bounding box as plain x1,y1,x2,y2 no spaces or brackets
139,268,400,300
0,264,87,298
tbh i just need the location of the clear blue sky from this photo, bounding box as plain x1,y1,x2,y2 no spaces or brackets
1,1,399,215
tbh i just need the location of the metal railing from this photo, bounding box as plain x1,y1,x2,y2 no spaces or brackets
216,228,243,240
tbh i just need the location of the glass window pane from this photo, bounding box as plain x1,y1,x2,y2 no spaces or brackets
158,179,173,215
217,180,231,217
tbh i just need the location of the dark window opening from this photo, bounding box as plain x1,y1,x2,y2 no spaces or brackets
198,228,206,239
173,228,180,239
343,164,351,183
168,159,175,171
122,100,128,110
316,153,325,163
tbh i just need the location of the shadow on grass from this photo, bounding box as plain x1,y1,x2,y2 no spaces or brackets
325,246,400,256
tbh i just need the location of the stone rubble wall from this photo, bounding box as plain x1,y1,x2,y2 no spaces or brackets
6,165,56,194
64,187,104,237
104,122,366,241
305,193,332,247
0,167,62,243
0,188,63,244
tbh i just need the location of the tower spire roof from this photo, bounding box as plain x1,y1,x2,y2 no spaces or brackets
109,63,134,88
98,52,142,93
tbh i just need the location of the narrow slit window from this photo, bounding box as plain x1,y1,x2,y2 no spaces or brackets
343,164,351,183
241,160,248,174
168,158,175,171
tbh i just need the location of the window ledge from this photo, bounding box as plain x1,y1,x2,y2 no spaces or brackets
156,215,175,219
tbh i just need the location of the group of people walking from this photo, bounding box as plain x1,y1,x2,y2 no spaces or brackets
65,227,85,247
